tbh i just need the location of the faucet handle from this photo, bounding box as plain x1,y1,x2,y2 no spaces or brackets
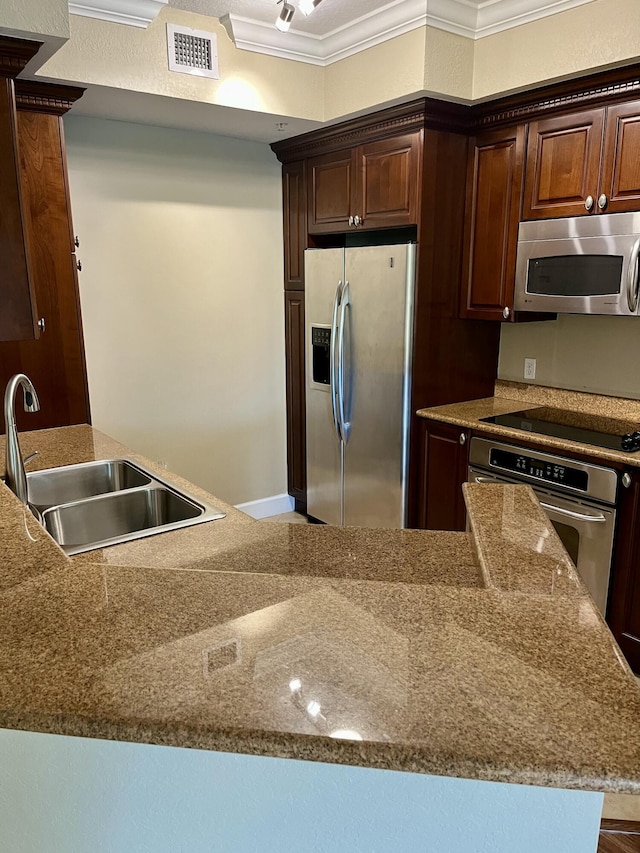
23,450,39,467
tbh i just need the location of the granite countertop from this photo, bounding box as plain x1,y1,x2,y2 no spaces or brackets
417,380,640,467
1,425,640,793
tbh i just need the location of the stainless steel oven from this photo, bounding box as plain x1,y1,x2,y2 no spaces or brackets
468,437,619,614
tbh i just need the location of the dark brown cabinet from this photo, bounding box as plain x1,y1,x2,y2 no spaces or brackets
607,468,640,673
0,81,90,432
307,132,421,234
415,418,470,531
284,291,306,505
0,37,42,342
283,160,307,291
460,125,526,321
523,102,640,219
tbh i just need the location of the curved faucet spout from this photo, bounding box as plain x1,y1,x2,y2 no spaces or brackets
4,374,40,505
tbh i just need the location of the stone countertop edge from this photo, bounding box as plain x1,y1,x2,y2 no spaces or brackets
0,424,639,795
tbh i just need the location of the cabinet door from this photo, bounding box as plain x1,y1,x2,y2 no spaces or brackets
354,132,421,230
415,419,469,531
0,77,38,342
284,291,306,506
607,469,640,673
461,125,525,321
0,110,90,431
523,109,605,219
307,150,354,234
600,100,640,214
283,161,306,290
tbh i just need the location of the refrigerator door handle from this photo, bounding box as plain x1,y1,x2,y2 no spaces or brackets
337,280,351,442
330,281,343,441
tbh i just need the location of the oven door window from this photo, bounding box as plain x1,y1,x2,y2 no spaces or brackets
527,255,623,297
550,520,580,566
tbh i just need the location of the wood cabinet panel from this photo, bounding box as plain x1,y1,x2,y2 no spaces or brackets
283,161,306,290
601,100,640,213
523,109,605,219
356,132,421,229
0,108,90,431
415,419,469,531
461,125,525,321
284,291,306,504
307,151,353,233
0,77,38,342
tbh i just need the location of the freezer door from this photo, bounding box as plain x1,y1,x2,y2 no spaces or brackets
342,244,415,528
305,248,344,525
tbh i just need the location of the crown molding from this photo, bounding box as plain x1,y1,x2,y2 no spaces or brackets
0,36,42,77
15,80,85,115
224,0,598,65
68,0,168,29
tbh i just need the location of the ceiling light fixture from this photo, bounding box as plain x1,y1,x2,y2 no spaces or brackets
275,0,295,32
298,0,323,15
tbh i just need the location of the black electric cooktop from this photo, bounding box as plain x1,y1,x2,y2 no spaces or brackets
480,406,640,452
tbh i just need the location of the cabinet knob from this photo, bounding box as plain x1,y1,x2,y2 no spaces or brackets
74,235,80,248
622,473,632,488
585,195,594,211
37,317,45,333
459,432,467,446
353,215,362,227
598,193,608,210
502,306,510,319
348,216,354,227
76,259,82,271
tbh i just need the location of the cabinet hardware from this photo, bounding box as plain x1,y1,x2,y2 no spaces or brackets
459,433,467,446
76,259,82,271
37,317,45,333
598,193,608,210
353,215,362,227
74,236,80,248
585,195,594,211
502,306,510,319
622,473,632,488
348,216,354,227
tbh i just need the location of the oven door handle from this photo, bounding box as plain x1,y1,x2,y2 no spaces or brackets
473,476,497,484
538,501,606,523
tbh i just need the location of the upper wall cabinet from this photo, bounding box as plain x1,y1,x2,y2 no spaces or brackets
307,132,422,234
523,101,640,219
460,125,526,321
0,37,42,342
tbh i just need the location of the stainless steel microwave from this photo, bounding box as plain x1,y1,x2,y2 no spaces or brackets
514,212,640,315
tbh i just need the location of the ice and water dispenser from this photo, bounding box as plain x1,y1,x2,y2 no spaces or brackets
311,326,331,385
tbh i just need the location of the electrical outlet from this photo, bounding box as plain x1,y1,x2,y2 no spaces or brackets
524,358,537,380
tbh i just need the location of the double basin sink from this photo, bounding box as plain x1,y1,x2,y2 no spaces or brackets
27,459,226,555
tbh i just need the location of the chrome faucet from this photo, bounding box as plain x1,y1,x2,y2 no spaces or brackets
4,374,40,504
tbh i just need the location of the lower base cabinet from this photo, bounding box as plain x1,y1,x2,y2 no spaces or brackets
607,469,640,672
415,418,470,531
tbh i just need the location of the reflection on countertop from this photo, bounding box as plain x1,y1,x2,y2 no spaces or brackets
0,424,639,795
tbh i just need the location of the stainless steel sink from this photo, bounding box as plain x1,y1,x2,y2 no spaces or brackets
28,459,152,511
26,458,226,555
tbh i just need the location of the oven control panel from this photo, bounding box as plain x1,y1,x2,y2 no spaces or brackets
489,448,588,491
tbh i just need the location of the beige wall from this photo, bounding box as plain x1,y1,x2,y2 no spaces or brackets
424,27,474,102
498,316,640,400
64,115,287,505
0,0,68,40
473,0,640,100
40,9,325,122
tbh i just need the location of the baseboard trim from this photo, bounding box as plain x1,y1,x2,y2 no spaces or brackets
234,493,295,519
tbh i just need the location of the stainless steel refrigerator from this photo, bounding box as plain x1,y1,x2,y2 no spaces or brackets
305,243,416,527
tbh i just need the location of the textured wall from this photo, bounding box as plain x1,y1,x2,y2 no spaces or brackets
424,26,474,101
64,115,287,505
473,0,640,99
0,0,68,39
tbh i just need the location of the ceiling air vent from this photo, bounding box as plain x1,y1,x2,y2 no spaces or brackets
166,23,219,79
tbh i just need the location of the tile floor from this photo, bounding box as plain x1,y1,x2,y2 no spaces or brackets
261,512,640,820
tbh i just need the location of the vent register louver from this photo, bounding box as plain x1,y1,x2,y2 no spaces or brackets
166,24,219,78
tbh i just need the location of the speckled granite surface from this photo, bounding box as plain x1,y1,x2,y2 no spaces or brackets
418,382,640,467
1,425,639,794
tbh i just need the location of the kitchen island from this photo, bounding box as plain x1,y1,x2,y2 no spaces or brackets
1,425,639,852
